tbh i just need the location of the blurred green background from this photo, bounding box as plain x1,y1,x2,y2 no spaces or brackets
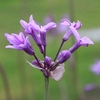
0,0,100,100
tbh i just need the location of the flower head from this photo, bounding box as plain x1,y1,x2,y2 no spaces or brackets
69,36,94,53
61,19,82,41
5,32,34,55
5,15,94,82
61,20,94,53
44,15,54,24
20,15,56,46
27,59,65,81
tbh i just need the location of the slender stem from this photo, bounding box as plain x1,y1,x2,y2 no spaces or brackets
44,45,47,68
33,53,43,68
44,76,49,100
44,45,46,58
54,41,64,61
39,45,44,54
51,62,59,71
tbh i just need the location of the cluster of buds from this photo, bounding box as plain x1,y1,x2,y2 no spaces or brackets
5,15,94,81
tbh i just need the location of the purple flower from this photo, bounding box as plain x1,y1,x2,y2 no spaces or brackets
20,15,41,46
57,24,68,34
27,60,65,81
5,32,34,55
5,14,94,82
58,50,71,63
20,15,56,46
61,19,82,30
20,15,40,33
69,36,94,53
61,19,94,53
44,15,58,36
61,19,82,41
90,60,100,75
44,15,55,25
57,15,70,34
34,22,56,46
84,84,96,91
44,56,52,67
44,14,70,35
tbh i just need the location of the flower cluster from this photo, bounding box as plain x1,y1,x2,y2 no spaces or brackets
5,15,94,81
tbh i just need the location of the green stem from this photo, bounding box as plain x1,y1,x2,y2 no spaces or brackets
0,63,12,100
44,76,49,100
54,41,64,62
98,75,100,88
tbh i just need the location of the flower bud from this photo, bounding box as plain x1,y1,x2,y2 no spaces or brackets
44,56,52,67
58,50,71,63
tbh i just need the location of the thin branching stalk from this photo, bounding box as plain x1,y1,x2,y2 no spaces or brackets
51,62,59,71
44,45,47,69
54,41,64,61
44,45,46,58
33,53,43,68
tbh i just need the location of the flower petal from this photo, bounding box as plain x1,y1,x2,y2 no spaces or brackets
19,32,25,42
30,22,40,31
80,36,94,46
5,33,21,45
6,45,22,50
50,64,65,81
20,20,32,33
29,15,36,24
75,20,82,29
69,26,80,41
20,20,29,29
43,22,56,31
26,60,42,70
61,19,71,26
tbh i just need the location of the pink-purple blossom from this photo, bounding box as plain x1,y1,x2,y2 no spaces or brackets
27,60,65,81
5,15,94,81
61,19,94,53
58,50,71,63
20,15,56,46
5,32,34,55
69,36,94,53
61,19,82,41
84,84,96,91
